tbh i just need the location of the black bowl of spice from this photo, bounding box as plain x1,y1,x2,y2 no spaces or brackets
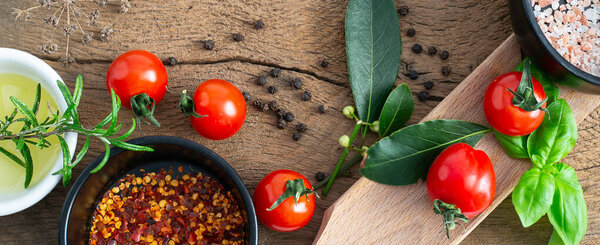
59,136,258,245
509,0,600,93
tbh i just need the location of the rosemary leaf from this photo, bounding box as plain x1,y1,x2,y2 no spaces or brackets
56,80,79,124
0,145,25,167
73,75,83,108
112,118,136,141
10,96,38,127
32,84,41,114
110,140,153,152
18,143,33,188
71,136,90,166
90,143,111,174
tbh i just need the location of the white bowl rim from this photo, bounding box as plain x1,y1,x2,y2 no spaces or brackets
0,47,78,216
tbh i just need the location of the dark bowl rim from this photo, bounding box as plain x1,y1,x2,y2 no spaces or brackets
58,136,258,245
518,0,600,84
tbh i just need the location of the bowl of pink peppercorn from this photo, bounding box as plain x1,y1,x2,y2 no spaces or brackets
509,0,600,94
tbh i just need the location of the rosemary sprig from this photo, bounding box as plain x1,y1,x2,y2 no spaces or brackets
0,74,153,188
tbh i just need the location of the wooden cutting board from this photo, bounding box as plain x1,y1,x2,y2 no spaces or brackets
313,34,600,244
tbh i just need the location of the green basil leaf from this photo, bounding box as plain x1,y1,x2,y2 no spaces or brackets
527,99,577,168
361,119,490,185
378,84,413,137
549,229,565,245
512,168,555,227
515,58,559,105
346,0,402,123
494,130,529,159
547,163,587,245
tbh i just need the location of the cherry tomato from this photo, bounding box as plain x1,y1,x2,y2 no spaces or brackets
483,71,546,136
253,170,315,232
427,143,496,219
190,79,246,140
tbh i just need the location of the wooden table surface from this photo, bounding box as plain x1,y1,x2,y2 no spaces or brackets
0,0,598,244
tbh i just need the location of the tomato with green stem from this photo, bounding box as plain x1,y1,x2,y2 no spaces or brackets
107,50,168,127
426,143,496,238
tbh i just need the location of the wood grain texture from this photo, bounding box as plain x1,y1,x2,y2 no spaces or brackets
314,35,600,244
0,0,598,244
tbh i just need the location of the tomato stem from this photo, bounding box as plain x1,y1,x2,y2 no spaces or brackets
267,179,318,211
130,93,160,128
322,121,362,197
507,61,548,113
433,199,469,239
175,90,206,118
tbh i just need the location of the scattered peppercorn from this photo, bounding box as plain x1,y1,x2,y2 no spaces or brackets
418,91,429,101
316,172,326,181
406,28,416,37
242,91,252,102
302,91,312,101
408,70,419,80
269,68,281,77
284,112,294,122
318,104,328,114
255,20,264,30
424,81,434,90
296,122,307,132
320,60,329,68
268,85,277,94
276,109,287,119
412,43,422,54
441,66,451,76
440,50,450,60
291,78,303,90
397,6,409,16
165,57,177,66
232,33,244,42
204,40,215,50
292,132,301,141
427,46,438,56
277,119,287,129
268,100,279,111
256,75,267,86
253,99,264,110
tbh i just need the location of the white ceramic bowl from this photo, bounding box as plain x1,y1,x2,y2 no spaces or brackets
0,48,77,216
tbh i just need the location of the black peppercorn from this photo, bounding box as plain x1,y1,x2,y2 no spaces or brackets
406,28,416,37
424,81,434,90
292,132,301,141
397,6,409,16
441,66,451,76
320,60,329,68
256,75,267,86
253,99,264,110
232,33,244,42
268,85,277,94
291,78,303,90
318,104,327,114
302,91,312,101
412,43,422,54
204,40,215,50
165,57,177,66
277,119,287,129
408,70,418,80
296,122,307,132
427,46,438,56
269,68,281,77
417,91,429,101
255,20,264,30
268,100,279,111
316,172,326,181
440,50,450,60
284,112,294,122
242,91,252,102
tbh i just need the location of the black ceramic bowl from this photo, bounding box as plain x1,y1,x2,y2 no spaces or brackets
509,0,600,93
59,136,258,244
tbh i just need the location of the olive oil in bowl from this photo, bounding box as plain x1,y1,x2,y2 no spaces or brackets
0,73,61,194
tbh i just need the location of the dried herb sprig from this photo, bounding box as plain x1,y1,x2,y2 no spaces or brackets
0,75,153,188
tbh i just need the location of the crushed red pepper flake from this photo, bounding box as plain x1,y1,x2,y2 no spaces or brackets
89,168,246,245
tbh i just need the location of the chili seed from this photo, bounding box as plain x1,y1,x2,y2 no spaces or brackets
268,100,279,111
204,40,215,50
316,172,326,181
320,60,329,68
318,104,327,114
165,57,177,66
291,78,303,90
232,33,244,42
277,119,287,129
440,50,450,60
255,20,264,30
412,43,422,54
256,75,267,86
302,91,312,101
296,122,307,132
284,112,294,122
406,28,416,37
292,132,301,141
427,46,438,56
268,85,277,94
408,70,418,80
242,91,252,102
397,6,409,16
441,66,451,76
417,91,429,101
424,81,434,90
269,68,281,77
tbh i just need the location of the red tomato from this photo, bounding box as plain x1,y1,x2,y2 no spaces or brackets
253,170,315,232
191,79,246,140
107,50,168,108
427,143,496,219
483,71,546,136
